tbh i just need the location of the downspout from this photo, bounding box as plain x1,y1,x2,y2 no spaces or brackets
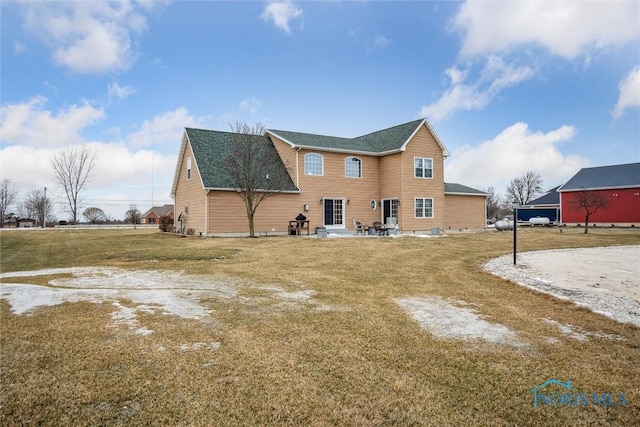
205,190,210,235
441,157,445,230
484,194,487,229
295,147,301,189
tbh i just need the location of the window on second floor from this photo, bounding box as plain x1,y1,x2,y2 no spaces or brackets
345,156,362,178
186,157,192,180
304,153,323,176
415,197,434,218
414,157,433,179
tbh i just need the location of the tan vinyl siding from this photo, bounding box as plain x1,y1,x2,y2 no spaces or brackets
207,191,306,234
444,194,487,230
296,149,381,228
270,136,298,187
173,137,207,234
399,125,445,231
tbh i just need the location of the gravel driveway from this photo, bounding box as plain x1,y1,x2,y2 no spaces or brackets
483,245,640,327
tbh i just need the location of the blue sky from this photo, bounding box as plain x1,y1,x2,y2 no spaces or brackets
1,1,639,220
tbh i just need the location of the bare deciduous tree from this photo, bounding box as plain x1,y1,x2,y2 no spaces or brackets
483,186,502,221
83,207,107,224
51,146,95,224
569,188,608,233
506,171,544,206
26,189,53,227
224,122,293,237
124,204,142,228
0,179,18,227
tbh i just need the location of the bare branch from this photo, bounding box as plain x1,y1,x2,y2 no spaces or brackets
506,171,544,205
51,146,96,224
0,179,19,227
223,123,293,237
569,187,608,233
82,207,107,224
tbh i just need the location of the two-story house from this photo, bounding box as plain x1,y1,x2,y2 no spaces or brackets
171,119,487,236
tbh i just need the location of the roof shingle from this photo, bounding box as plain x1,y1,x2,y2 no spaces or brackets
185,128,298,191
267,119,443,154
557,163,640,191
444,183,487,195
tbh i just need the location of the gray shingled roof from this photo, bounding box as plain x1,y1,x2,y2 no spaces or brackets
267,119,440,154
142,204,174,217
444,183,488,195
557,163,640,191
525,186,560,205
185,128,299,191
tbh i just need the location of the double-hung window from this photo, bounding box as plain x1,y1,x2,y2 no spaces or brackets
414,157,433,178
304,153,323,176
186,157,192,180
345,156,361,178
415,197,434,218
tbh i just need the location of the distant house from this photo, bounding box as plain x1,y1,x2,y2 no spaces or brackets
171,119,487,236
16,218,36,228
557,162,640,226
142,204,174,225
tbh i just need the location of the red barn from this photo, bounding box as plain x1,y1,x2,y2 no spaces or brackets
557,163,640,227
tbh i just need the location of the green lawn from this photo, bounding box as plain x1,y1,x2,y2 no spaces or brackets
1,228,639,426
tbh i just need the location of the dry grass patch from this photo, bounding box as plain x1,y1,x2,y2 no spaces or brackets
1,228,639,425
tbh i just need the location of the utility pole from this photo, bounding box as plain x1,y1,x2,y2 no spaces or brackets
43,186,47,228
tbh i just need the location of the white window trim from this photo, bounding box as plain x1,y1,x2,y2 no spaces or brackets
344,156,362,178
414,197,434,218
323,197,346,229
186,157,192,180
304,153,324,176
414,157,433,179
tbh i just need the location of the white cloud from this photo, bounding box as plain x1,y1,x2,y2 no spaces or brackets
0,102,196,220
21,1,157,73
612,66,640,119
127,107,211,148
108,82,136,102
261,1,303,34
0,142,176,220
13,41,26,54
370,35,391,50
420,56,535,122
452,1,640,59
445,122,589,192
0,96,105,148
240,97,263,115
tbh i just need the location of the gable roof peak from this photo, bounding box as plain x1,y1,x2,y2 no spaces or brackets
266,118,448,156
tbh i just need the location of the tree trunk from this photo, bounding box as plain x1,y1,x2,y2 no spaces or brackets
248,214,255,237
584,213,589,234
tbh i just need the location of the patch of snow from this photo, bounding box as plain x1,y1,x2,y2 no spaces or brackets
541,318,625,342
180,342,221,351
396,295,526,348
0,267,233,318
0,267,329,335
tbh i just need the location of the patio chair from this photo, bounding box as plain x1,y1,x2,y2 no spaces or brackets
372,221,388,235
352,218,365,235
